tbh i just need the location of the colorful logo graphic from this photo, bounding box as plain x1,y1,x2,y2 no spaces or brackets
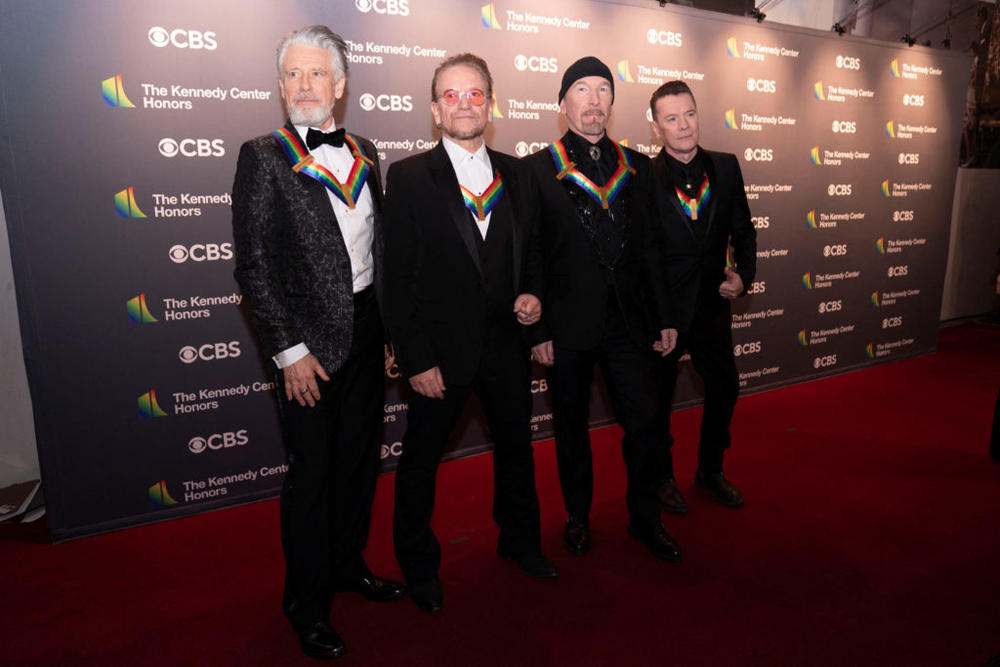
491,93,503,119
806,209,817,229
126,293,158,323
726,247,735,269
881,179,891,197
871,291,880,307
138,389,168,418
797,329,808,347
876,238,886,254
724,108,738,130
616,59,635,83
148,480,178,506
810,146,822,165
890,58,901,78
618,138,629,148
864,343,875,359
813,81,826,101
801,272,813,290
114,187,147,218
481,2,502,29
726,37,740,58
885,120,896,138
102,74,135,108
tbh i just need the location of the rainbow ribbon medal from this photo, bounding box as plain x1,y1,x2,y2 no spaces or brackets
460,172,505,221
548,140,636,209
675,175,710,221
272,127,373,209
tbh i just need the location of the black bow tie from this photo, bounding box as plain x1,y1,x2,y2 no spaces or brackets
306,127,346,150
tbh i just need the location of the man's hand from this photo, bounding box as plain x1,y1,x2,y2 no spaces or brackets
409,366,446,399
653,328,678,356
531,340,555,366
719,266,744,300
283,353,330,407
514,293,542,326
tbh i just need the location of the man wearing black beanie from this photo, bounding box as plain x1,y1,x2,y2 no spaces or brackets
523,56,681,562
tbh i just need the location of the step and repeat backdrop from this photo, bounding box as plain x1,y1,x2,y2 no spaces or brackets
0,0,967,540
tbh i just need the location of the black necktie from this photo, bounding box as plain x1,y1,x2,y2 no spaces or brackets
306,127,346,150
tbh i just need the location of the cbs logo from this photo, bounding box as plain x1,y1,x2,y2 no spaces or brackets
359,93,413,112
514,55,558,73
827,184,852,196
813,354,837,369
355,0,410,15
178,341,241,364
746,77,776,93
530,379,549,394
646,29,683,46
148,26,217,50
893,210,914,222
835,55,861,70
743,148,774,162
818,300,842,313
898,153,920,165
887,265,908,277
903,94,925,107
882,316,903,329
158,138,225,158
747,281,766,295
188,430,248,453
752,216,769,229
733,341,762,357
823,244,848,257
380,441,404,459
831,120,856,133
515,141,549,157
168,243,233,263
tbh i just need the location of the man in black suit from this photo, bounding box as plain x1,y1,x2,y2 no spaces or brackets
232,25,403,660
384,53,558,613
647,81,756,512
524,57,681,562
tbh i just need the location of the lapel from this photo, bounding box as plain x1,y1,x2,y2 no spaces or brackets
700,150,719,237
489,149,521,292
428,141,483,275
280,121,344,236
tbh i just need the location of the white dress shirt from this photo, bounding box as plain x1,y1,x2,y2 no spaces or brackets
273,122,376,369
442,136,494,239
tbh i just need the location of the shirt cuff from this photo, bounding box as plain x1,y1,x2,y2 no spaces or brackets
273,343,309,369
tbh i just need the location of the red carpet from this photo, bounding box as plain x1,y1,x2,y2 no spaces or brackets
3,322,999,666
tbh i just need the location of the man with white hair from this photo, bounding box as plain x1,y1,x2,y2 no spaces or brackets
232,25,403,660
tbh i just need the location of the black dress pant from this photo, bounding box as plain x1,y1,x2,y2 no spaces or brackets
659,299,739,476
393,329,541,585
276,290,383,631
548,298,662,531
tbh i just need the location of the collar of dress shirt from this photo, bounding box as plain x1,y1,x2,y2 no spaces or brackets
441,135,491,175
294,122,339,151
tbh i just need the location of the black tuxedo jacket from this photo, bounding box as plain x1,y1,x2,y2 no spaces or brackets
522,137,669,351
231,120,384,372
650,148,756,333
382,142,542,385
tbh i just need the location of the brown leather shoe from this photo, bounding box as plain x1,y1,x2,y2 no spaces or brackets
627,523,682,562
694,469,744,507
657,477,688,514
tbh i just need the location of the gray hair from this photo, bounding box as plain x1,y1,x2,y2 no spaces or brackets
276,25,349,81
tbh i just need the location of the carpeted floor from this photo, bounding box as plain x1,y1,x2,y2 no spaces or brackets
2,322,999,666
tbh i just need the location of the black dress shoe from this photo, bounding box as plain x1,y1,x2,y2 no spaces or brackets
499,551,559,578
298,621,346,660
657,477,689,514
409,578,443,613
335,573,406,602
694,469,744,507
563,515,591,556
627,523,682,562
